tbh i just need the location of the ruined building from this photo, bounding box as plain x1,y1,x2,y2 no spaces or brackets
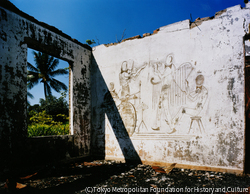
1,0,250,181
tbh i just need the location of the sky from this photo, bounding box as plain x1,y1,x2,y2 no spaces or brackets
9,0,246,105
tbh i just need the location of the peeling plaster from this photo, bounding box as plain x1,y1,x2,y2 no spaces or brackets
0,1,92,175
91,3,249,172
0,0,249,175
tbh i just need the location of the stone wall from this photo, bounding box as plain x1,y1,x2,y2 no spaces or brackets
0,1,91,176
91,4,250,173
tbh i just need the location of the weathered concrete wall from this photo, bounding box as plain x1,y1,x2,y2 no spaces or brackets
92,4,250,173
0,1,91,175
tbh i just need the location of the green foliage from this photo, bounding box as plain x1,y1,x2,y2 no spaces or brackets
27,94,70,138
27,109,40,125
27,95,69,123
27,92,70,137
27,123,69,137
86,39,96,45
60,90,67,99
29,111,54,125
27,111,69,137
55,113,69,123
39,95,69,122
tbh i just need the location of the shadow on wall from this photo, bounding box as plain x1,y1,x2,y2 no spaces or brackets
91,57,141,164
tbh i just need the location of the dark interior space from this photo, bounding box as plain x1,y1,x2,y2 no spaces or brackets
245,53,250,174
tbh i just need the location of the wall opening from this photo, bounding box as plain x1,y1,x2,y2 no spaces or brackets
27,48,71,137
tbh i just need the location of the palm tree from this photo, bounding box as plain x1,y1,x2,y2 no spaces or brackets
27,51,68,99
27,89,34,108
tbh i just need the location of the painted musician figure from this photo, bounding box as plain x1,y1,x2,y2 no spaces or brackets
119,60,146,101
172,73,208,127
151,54,176,134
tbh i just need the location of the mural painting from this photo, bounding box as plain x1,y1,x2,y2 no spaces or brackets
105,54,208,138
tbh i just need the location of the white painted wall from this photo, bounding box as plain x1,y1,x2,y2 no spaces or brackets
91,4,250,172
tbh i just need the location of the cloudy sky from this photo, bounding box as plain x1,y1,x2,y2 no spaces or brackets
9,0,245,105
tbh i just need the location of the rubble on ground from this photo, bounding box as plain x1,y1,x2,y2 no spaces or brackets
0,160,250,193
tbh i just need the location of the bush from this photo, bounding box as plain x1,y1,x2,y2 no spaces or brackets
28,124,69,137
39,96,69,122
27,110,69,137
29,111,54,125
27,95,69,123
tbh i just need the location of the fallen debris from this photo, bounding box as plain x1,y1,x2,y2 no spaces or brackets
0,160,249,194
163,163,177,174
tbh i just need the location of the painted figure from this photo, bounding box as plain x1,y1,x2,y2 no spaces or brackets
152,84,176,133
118,60,147,136
119,60,146,100
151,54,176,86
151,54,176,133
172,73,208,130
